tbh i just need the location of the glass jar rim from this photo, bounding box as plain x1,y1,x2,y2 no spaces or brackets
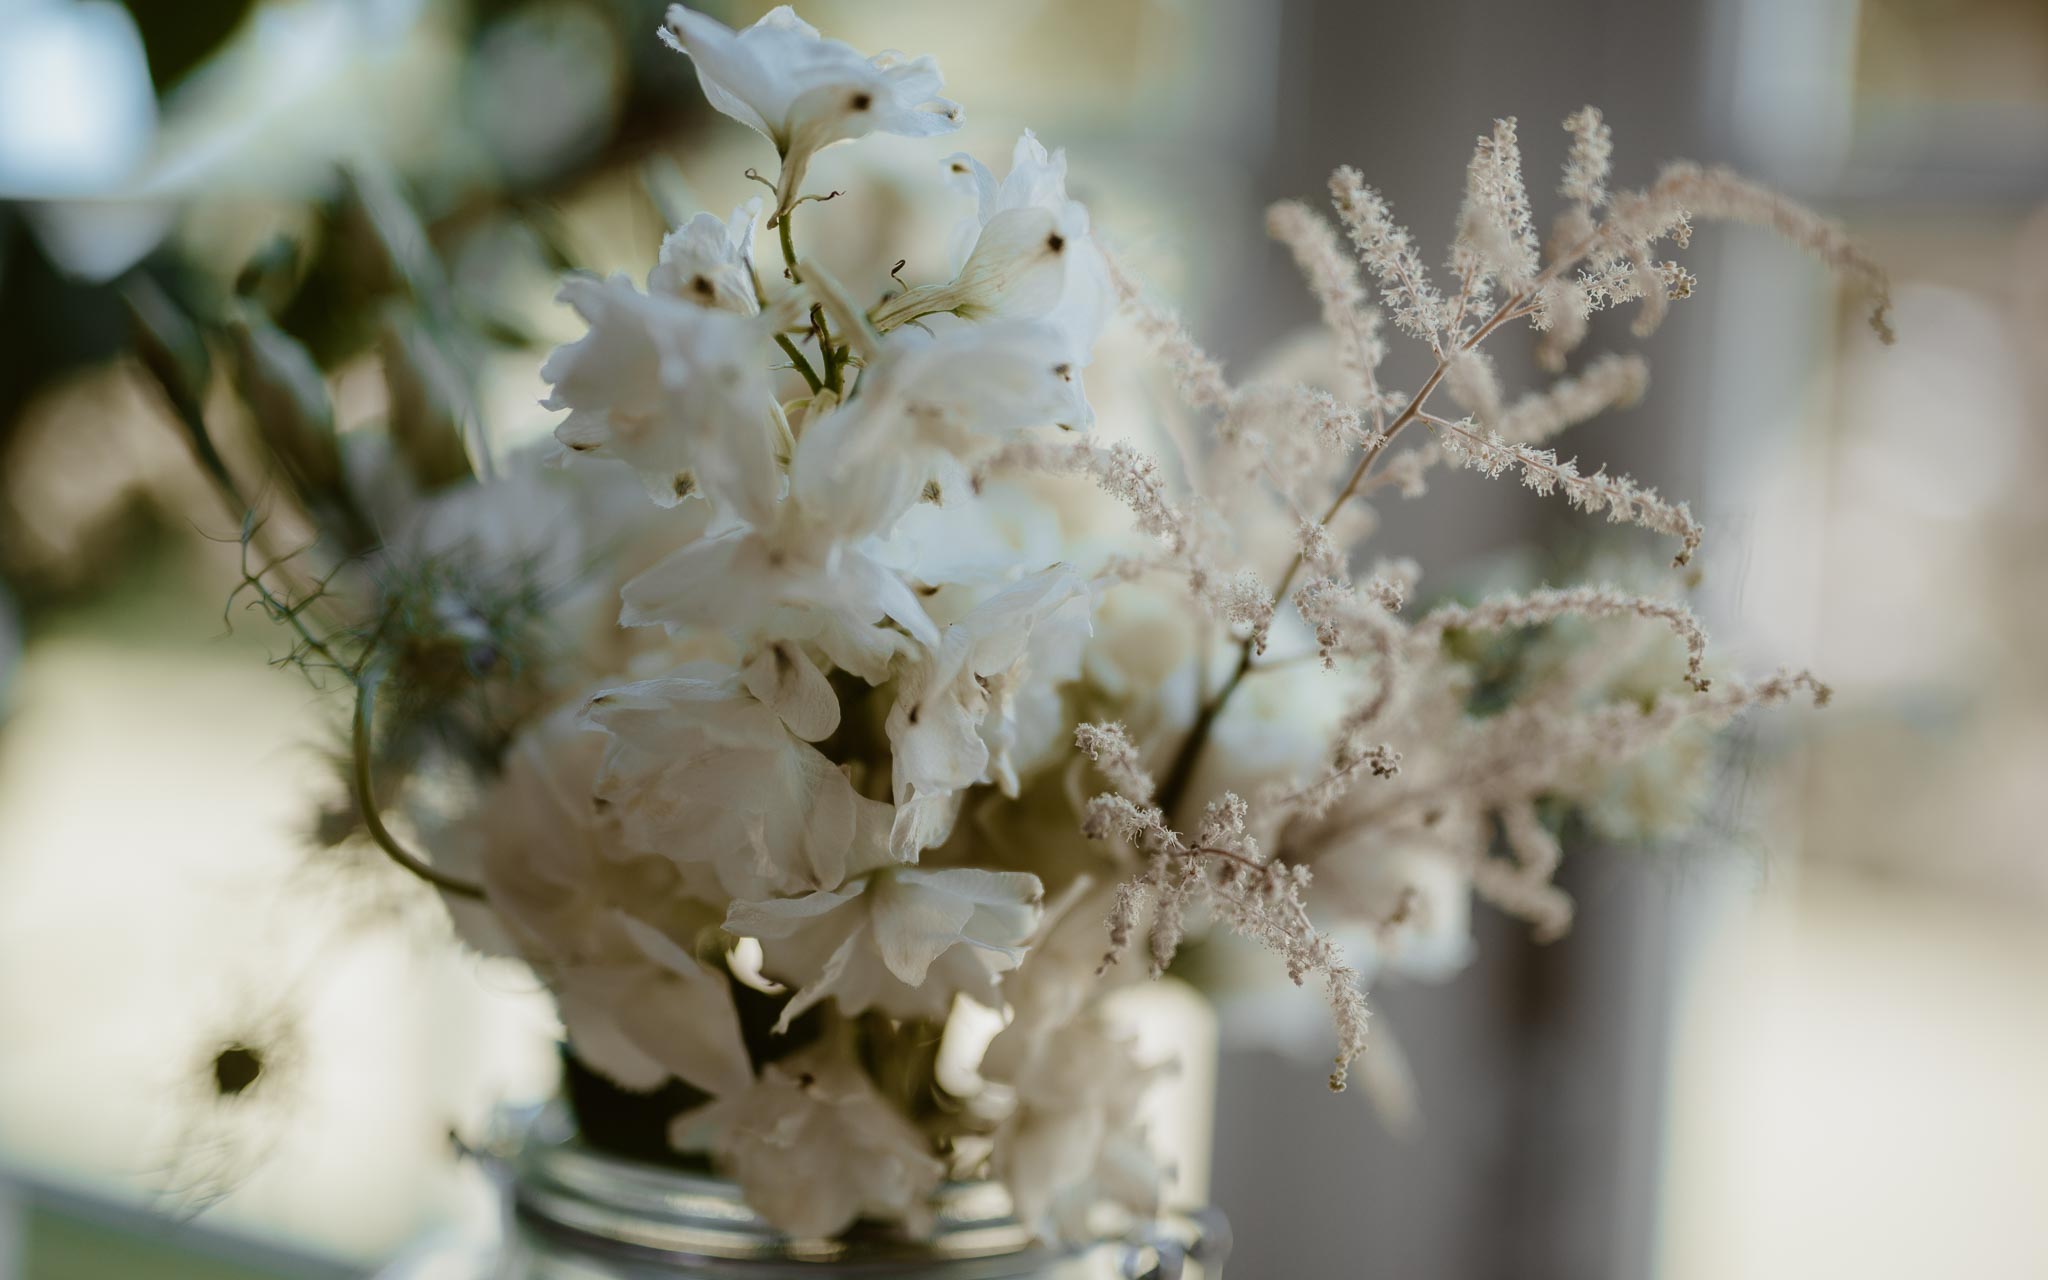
509,1105,1068,1275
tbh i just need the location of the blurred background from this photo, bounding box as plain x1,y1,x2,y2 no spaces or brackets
0,0,2043,1276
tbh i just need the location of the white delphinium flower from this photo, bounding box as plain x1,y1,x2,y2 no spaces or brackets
619,319,1091,685
790,319,1097,551
541,274,783,517
433,703,752,1096
886,566,1093,856
583,665,894,900
619,454,938,685
879,476,1068,589
873,132,1110,365
726,867,1044,1030
648,197,763,313
659,4,961,216
671,1035,945,1239
809,320,1097,460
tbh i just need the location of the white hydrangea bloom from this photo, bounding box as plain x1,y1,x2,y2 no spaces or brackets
725,866,1043,1030
670,1037,944,1239
1176,653,1357,833
554,913,757,1097
1312,835,1479,985
885,567,1093,856
978,885,1131,1084
583,666,895,901
660,4,961,215
873,132,1110,367
540,273,782,519
432,705,751,1096
1080,581,1206,733
988,1017,1164,1239
649,197,763,313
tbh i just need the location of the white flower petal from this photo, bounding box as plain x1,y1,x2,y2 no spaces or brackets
885,567,1091,853
867,873,981,986
660,4,959,214
650,198,762,314
541,273,781,522
589,674,889,897
872,131,1110,371
724,882,866,939
871,867,1043,986
741,641,840,742
609,914,756,1097
558,989,672,1092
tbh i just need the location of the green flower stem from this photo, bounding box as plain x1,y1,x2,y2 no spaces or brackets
352,665,486,900
776,332,825,394
777,204,842,393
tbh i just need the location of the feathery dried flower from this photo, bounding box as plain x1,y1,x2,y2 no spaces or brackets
1454,117,1542,296
1414,584,1711,692
1559,106,1613,210
1638,163,1894,343
1480,799,1574,943
1267,199,1388,408
1329,166,1447,348
1427,414,1705,566
1102,251,1233,411
1074,721,1156,803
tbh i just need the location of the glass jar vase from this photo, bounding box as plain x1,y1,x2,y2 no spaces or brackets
384,985,1225,1278
384,1109,1229,1280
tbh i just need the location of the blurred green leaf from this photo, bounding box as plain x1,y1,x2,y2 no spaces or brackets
224,307,348,522
232,233,303,315
342,166,453,322
122,274,238,501
380,306,477,490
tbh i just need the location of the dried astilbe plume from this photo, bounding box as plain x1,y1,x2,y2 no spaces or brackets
1065,108,1877,1091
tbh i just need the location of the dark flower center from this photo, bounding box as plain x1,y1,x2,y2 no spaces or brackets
213,1045,264,1098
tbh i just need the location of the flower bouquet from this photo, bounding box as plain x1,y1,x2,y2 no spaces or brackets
157,2,1892,1267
